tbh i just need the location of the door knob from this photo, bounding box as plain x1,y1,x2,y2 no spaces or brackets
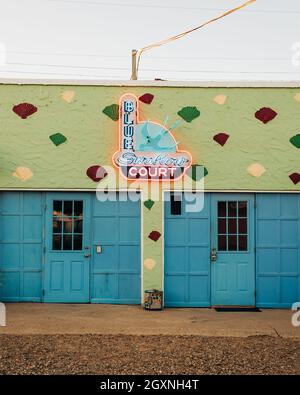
210,248,217,262
84,253,91,258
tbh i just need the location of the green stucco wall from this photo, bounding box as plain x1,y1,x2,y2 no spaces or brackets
0,84,300,297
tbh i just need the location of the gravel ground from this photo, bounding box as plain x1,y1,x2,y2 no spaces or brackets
0,334,299,375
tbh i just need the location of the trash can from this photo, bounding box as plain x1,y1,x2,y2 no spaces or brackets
144,289,163,310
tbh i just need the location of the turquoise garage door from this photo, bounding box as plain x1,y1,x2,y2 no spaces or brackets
256,194,300,308
91,192,141,304
0,192,43,302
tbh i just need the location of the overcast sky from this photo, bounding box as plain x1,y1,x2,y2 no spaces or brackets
0,0,299,81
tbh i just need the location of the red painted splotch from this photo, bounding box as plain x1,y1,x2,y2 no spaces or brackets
213,132,230,146
139,93,154,104
86,165,108,182
12,103,38,119
148,231,161,242
255,107,277,124
289,173,300,185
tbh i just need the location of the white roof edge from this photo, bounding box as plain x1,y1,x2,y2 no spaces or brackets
0,78,299,88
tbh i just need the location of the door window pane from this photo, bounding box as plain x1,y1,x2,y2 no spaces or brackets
53,219,62,233
238,218,247,234
63,235,72,250
228,218,237,234
74,219,83,233
73,235,83,250
217,200,248,252
238,201,247,217
63,201,73,216
218,235,227,251
218,218,226,233
170,193,182,215
53,200,62,216
218,201,226,217
74,201,83,216
52,200,83,251
52,234,62,250
228,235,237,251
238,235,248,251
228,201,237,217
63,218,73,233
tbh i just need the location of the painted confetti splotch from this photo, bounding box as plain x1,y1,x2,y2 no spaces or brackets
290,134,300,149
255,107,277,124
187,164,208,181
143,258,156,270
213,94,227,105
49,133,67,146
148,231,161,242
177,106,200,123
86,165,108,182
139,93,154,104
247,163,266,178
12,166,33,181
289,173,300,185
213,133,230,146
60,90,75,103
13,103,37,119
102,104,119,121
144,199,155,210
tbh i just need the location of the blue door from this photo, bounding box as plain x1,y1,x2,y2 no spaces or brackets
44,193,91,302
211,194,255,306
91,192,141,304
164,192,211,307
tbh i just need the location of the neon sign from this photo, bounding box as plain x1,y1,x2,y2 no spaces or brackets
113,93,192,181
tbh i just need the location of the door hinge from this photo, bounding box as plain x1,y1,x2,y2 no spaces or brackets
42,289,45,296
254,201,257,209
43,246,46,253
254,246,256,253
44,204,47,212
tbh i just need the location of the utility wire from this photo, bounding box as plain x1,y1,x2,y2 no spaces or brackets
6,50,291,61
4,62,300,73
1,67,299,75
0,69,126,78
7,50,128,58
136,0,257,74
6,62,129,71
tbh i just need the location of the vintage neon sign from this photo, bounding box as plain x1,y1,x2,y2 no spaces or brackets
113,93,192,181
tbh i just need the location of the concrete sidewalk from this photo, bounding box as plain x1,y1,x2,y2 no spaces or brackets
0,303,299,338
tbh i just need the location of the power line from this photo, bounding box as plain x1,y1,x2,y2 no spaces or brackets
145,70,300,74
7,62,129,71
47,0,300,14
2,65,300,75
0,69,126,78
7,50,128,58
6,50,291,61
7,61,298,73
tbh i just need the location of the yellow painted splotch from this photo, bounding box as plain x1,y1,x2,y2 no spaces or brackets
60,90,75,103
12,166,33,181
213,94,227,105
247,163,266,178
143,258,156,270
294,93,300,103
